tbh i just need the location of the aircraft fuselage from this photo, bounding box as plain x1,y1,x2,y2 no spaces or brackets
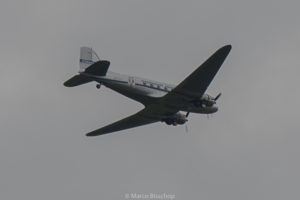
82,71,218,114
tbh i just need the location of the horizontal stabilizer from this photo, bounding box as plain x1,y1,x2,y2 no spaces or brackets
64,74,92,87
84,60,110,76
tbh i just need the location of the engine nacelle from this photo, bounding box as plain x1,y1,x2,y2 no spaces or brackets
163,112,187,126
193,94,216,107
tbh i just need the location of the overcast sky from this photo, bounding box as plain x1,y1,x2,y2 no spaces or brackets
1,0,300,199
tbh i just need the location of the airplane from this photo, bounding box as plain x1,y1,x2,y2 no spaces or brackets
64,45,232,136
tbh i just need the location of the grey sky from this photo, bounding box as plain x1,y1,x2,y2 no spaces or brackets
0,0,300,199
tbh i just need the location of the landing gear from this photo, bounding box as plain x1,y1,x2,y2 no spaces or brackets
163,119,178,126
162,112,188,126
163,119,181,126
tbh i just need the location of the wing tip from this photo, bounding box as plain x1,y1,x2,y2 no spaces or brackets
214,44,232,59
86,132,100,137
86,130,110,137
221,44,232,52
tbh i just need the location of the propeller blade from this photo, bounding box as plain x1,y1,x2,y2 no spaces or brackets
185,124,188,133
214,93,222,101
186,112,190,117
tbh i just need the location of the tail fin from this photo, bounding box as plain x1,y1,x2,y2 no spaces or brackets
79,47,110,76
64,47,110,87
79,47,100,72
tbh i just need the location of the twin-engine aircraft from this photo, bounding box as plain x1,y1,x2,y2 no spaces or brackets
64,45,232,136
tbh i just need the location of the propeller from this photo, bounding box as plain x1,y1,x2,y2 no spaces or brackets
206,114,215,119
185,124,188,133
214,93,222,101
184,112,190,133
186,112,190,117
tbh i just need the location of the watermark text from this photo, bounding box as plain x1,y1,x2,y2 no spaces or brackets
125,193,175,200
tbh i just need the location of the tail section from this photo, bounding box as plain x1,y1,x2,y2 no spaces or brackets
64,74,92,87
64,47,110,87
79,47,100,72
84,60,110,76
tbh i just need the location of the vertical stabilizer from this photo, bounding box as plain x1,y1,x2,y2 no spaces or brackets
79,47,100,72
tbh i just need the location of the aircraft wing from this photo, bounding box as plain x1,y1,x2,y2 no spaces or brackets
85,105,177,136
166,45,231,100
85,45,231,136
